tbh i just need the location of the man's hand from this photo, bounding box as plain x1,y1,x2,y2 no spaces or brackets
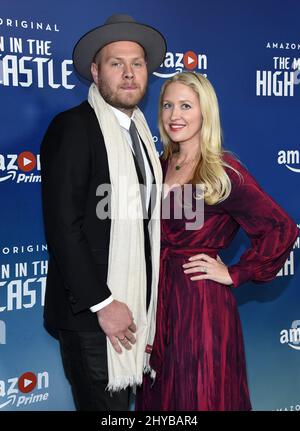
96,300,137,354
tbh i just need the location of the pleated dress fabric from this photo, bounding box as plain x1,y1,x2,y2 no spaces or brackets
136,154,298,411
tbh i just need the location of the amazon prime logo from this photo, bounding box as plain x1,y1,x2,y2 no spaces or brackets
0,371,49,409
0,152,40,183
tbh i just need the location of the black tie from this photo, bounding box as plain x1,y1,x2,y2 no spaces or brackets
129,121,152,310
129,120,147,186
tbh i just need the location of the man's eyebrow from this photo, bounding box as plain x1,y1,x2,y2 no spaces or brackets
107,56,145,61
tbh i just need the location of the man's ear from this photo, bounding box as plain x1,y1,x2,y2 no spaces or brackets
91,63,99,85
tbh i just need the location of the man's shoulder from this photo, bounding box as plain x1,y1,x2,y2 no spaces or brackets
45,100,102,141
53,100,95,125
41,100,103,154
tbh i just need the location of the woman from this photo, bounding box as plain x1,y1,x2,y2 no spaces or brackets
137,72,298,411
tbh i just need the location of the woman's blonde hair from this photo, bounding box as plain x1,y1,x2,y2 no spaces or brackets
159,72,241,204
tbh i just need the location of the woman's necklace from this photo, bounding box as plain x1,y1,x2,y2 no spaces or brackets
174,156,198,170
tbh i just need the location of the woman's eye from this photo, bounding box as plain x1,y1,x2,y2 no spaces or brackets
182,103,191,109
162,102,171,109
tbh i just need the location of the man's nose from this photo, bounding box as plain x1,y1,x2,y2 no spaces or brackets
123,63,134,79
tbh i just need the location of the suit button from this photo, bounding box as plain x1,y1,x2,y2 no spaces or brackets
69,295,77,304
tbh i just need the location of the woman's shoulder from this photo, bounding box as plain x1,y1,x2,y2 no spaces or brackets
222,151,262,196
222,151,243,169
222,151,249,180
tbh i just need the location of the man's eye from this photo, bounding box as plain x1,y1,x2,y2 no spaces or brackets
112,62,122,67
133,62,142,67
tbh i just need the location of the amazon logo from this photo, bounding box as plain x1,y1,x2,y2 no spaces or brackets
153,50,208,79
280,320,300,350
277,150,300,173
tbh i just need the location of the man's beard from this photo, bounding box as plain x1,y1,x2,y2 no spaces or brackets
97,79,147,110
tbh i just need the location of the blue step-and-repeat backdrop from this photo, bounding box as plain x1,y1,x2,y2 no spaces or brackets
0,0,299,411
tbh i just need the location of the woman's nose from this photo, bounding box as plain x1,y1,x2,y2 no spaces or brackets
170,106,181,120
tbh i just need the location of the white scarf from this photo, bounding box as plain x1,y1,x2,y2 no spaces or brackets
88,83,161,391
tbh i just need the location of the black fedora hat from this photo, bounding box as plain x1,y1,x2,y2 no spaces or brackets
72,14,167,81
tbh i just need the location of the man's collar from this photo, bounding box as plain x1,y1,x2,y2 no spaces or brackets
110,105,135,131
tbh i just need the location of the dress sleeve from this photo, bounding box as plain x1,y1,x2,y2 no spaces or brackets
223,157,299,288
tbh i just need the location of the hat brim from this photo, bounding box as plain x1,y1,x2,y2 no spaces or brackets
72,22,167,81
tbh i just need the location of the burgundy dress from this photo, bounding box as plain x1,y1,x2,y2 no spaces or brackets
136,154,298,411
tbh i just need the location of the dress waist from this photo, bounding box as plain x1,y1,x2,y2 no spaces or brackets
161,247,217,261
155,246,218,358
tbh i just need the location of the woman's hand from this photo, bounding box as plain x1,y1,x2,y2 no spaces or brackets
182,253,233,286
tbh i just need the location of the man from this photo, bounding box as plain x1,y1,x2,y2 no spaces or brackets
40,14,166,411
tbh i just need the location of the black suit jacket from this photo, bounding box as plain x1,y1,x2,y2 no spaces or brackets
41,101,113,331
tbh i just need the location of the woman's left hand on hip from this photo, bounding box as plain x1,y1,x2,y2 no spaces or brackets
182,253,233,286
